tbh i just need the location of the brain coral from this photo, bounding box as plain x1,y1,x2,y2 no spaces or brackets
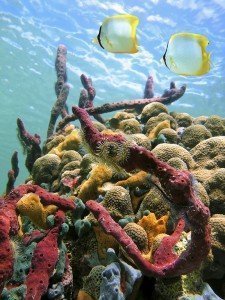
204,168,225,214
118,118,141,134
193,181,210,207
137,186,170,219
152,143,196,169
60,150,82,168
43,134,65,154
210,214,225,254
167,157,188,170
148,120,170,140
123,223,149,253
159,128,178,144
172,112,193,127
129,133,151,150
203,214,225,280
60,160,80,175
191,136,225,169
141,102,168,123
181,124,212,149
193,115,208,125
50,129,81,156
109,111,136,129
204,115,225,136
92,121,107,132
101,186,134,220
32,153,61,184
145,113,177,134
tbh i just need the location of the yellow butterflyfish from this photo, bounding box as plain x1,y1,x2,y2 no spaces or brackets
163,32,210,76
93,14,139,54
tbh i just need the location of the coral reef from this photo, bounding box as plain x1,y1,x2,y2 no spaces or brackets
56,81,186,132
47,44,69,138
181,124,212,149
17,118,41,172
2,44,225,300
6,151,19,195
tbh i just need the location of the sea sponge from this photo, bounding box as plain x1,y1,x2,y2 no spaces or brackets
47,283,65,300
78,164,113,202
145,113,177,135
2,285,27,300
16,193,57,229
181,124,212,149
159,128,178,144
32,153,61,184
152,143,196,170
118,118,141,134
100,259,142,300
137,212,168,249
172,112,193,127
191,136,225,169
141,102,168,123
123,222,149,253
101,186,134,220
204,115,225,136
204,168,225,214
50,129,81,157
148,120,170,140
109,111,136,129
54,242,67,279
11,241,36,283
115,171,149,188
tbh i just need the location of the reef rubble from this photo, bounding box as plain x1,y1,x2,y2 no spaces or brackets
1,45,225,299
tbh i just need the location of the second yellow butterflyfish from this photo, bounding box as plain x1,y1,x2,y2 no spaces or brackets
163,32,210,76
93,14,139,54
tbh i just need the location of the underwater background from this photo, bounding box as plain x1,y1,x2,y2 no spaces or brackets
1,0,225,193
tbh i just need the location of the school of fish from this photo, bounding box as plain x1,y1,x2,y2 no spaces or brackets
93,14,211,76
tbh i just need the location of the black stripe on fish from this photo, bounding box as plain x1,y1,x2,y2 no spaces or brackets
97,26,104,49
163,41,169,69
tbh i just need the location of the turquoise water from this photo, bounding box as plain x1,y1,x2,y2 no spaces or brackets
0,0,225,193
